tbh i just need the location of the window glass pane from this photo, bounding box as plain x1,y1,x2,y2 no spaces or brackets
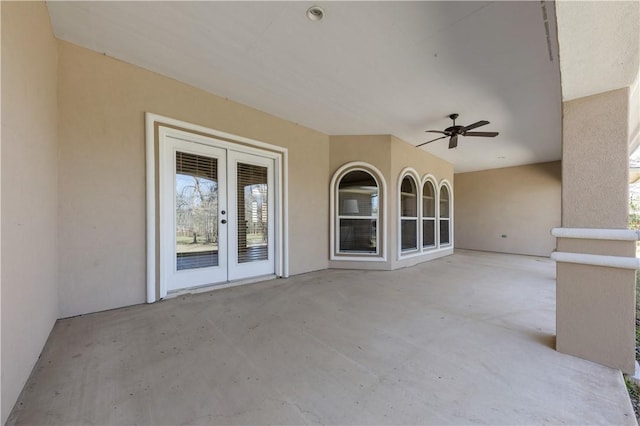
401,219,417,251
423,219,436,247
440,186,450,218
401,176,417,217
440,220,450,245
175,152,219,270
338,171,378,217
237,163,268,264
422,181,435,217
339,219,377,253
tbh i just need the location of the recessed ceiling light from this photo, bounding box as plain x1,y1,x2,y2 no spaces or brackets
307,6,325,21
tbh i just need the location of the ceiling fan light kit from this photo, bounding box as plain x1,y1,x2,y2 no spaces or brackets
417,113,499,149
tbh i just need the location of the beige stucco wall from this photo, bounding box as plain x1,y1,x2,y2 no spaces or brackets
1,2,59,422
328,135,454,270
329,135,391,176
556,87,635,373
389,136,453,184
454,162,561,257
58,41,330,318
555,0,639,102
562,88,630,228
556,262,636,373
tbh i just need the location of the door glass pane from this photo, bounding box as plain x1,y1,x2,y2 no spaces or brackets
238,163,268,263
175,152,218,270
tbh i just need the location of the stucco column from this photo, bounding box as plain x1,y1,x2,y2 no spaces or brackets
556,87,636,374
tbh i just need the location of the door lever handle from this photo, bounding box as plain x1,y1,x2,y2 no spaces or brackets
221,219,227,224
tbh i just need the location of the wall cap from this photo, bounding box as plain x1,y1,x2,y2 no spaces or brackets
550,251,640,270
551,227,640,241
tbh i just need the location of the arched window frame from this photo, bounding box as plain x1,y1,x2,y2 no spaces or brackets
438,180,453,247
421,174,438,250
398,168,421,257
330,162,387,261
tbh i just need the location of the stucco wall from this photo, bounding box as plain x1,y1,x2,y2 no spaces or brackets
454,161,561,257
562,89,629,228
556,87,635,373
1,2,59,422
389,136,453,184
329,135,392,177
58,41,330,318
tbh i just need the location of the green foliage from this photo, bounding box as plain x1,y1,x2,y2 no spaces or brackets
636,272,640,349
626,376,640,400
631,195,640,230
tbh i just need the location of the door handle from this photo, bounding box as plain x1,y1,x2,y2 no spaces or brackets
221,219,227,224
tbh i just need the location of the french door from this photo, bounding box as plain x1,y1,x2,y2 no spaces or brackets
227,150,275,281
160,134,275,296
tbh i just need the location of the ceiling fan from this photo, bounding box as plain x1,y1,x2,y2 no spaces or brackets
417,113,499,149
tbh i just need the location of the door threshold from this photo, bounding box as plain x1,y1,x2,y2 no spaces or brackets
164,274,278,299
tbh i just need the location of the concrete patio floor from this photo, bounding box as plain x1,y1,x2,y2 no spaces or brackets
7,250,636,425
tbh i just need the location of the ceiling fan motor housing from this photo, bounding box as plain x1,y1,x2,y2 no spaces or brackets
445,125,465,135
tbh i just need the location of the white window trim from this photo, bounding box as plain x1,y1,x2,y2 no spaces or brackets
145,113,288,303
396,246,453,260
398,168,421,258
438,179,454,248
421,175,438,250
330,162,387,262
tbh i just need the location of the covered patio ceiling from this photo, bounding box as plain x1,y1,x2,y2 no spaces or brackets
46,1,562,173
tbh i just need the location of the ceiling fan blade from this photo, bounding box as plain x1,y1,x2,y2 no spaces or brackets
448,134,458,149
464,131,499,137
416,136,446,147
463,120,489,131
425,130,447,134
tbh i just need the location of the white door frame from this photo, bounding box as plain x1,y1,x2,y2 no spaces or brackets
145,113,288,302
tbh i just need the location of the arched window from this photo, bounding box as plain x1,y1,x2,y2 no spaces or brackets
337,170,379,254
400,174,418,252
439,184,451,245
422,179,436,249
